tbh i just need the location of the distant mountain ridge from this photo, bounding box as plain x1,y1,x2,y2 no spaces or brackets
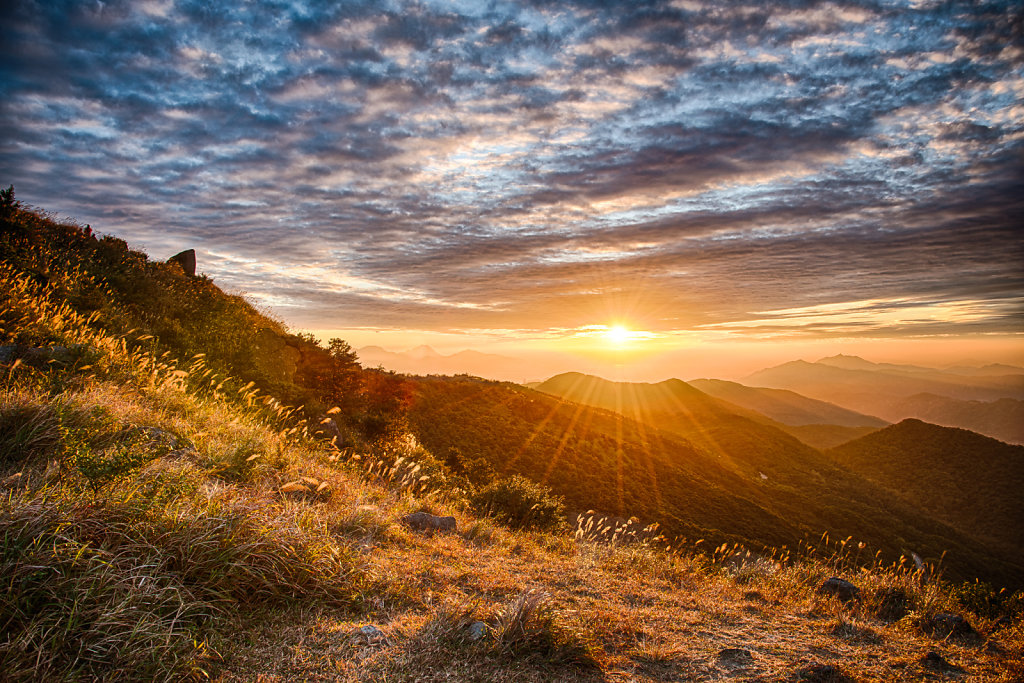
358,344,535,380
744,355,1024,443
688,378,887,427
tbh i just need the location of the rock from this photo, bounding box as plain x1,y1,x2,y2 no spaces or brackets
818,577,860,602
927,613,977,640
920,651,964,673
717,648,753,667
467,621,487,641
993,615,1013,630
350,624,388,646
871,586,910,622
0,344,92,368
315,416,343,446
795,662,855,682
168,249,196,276
401,511,456,533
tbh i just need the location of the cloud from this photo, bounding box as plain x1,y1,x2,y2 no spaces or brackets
2,0,1022,342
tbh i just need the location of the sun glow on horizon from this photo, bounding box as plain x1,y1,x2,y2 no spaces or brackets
604,324,633,346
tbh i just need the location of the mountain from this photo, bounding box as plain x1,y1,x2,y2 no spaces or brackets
829,420,1024,559
688,378,887,427
513,372,1021,586
884,394,1024,445
744,357,1024,438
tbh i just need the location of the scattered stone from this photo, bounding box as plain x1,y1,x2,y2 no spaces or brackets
717,648,754,667
168,249,196,276
0,345,19,363
992,615,1014,630
818,577,860,603
743,590,766,602
795,662,855,682
315,416,343,446
0,344,93,368
871,586,911,622
467,621,487,641
927,613,977,640
401,511,457,534
350,624,389,646
920,651,964,673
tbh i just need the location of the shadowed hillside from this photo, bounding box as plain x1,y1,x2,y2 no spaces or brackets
829,420,1024,559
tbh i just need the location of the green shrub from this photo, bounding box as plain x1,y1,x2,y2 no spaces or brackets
470,475,566,531
950,580,1024,621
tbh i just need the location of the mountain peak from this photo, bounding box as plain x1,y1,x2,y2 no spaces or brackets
407,344,443,359
816,354,875,370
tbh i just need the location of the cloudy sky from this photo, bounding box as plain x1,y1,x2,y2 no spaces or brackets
3,0,1022,372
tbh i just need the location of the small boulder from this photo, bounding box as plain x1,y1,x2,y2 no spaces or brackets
795,662,855,682
122,426,199,461
927,613,976,640
871,586,911,622
402,511,456,534
818,577,860,602
920,651,964,673
315,416,343,446
467,621,487,641
168,249,197,276
350,624,388,646
717,648,753,667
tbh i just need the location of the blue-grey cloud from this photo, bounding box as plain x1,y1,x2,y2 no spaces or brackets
1,0,1021,339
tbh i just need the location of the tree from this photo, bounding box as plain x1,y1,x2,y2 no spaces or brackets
0,185,18,218
328,338,359,368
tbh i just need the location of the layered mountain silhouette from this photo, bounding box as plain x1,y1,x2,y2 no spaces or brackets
745,355,1024,443
408,372,1023,587
688,378,887,448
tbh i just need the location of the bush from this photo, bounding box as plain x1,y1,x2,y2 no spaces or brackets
470,475,566,531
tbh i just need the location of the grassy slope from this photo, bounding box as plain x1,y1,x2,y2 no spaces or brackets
2,201,1023,681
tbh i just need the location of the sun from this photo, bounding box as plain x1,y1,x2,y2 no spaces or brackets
604,324,632,346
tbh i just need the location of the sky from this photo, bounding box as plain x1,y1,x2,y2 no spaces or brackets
2,0,1022,379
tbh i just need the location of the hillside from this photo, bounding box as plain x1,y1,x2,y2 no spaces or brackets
2,199,1023,681
886,394,1024,445
688,379,887,428
828,420,1024,559
688,378,888,448
516,373,1022,587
